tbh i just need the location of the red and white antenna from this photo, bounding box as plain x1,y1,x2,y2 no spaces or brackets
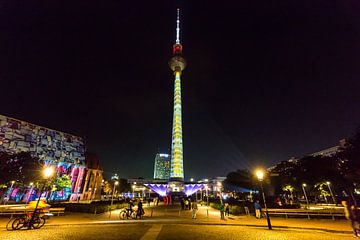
176,8,180,44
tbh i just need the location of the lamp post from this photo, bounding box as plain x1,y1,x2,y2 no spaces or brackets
26,182,34,206
326,181,336,204
109,181,119,219
256,169,272,230
302,183,309,209
217,182,223,204
5,180,15,205
132,185,136,198
29,166,54,229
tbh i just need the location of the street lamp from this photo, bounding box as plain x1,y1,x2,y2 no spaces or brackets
326,181,336,204
302,183,309,209
109,181,119,219
255,169,272,230
29,166,55,229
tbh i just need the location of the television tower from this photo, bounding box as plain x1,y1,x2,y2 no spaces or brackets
169,8,186,181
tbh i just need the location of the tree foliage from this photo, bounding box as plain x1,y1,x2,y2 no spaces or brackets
53,174,71,190
0,152,43,186
224,169,255,191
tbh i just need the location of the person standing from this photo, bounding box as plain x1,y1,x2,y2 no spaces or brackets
225,203,230,217
184,199,189,210
180,198,185,210
191,201,198,219
220,203,225,220
136,200,144,219
254,200,262,219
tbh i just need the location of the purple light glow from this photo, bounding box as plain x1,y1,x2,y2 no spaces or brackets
144,184,168,196
184,184,203,196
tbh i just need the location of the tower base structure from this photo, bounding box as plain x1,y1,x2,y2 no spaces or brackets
144,181,203,197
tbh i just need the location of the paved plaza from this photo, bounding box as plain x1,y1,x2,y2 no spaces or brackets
0,203,355,239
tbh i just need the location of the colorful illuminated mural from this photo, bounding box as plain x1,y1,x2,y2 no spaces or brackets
0,114,86,201
0,115,85,165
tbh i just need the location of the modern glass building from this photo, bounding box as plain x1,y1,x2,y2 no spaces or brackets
153,153,171,180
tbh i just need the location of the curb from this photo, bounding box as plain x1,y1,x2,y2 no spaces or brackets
35,219,353,235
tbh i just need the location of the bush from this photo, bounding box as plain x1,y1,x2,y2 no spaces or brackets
50,200,127,214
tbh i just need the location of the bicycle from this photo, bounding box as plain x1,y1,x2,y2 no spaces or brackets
12,210,46,230
119,208,136,220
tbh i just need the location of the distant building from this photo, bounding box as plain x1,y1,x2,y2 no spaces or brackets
153,153,170,180
309,139,347,157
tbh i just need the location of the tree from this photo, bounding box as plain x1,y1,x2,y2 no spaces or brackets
103,181,113,195
0,152,43,186
53,175,71,191
224,169,255,191
282,185,295,203
314,182,330,203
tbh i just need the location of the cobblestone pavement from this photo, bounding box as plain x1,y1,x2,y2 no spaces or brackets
0,223,354,240
0,203,354,239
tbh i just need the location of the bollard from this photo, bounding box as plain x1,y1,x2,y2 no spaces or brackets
207,209,209,218
94,206,97,215
151,208,153,217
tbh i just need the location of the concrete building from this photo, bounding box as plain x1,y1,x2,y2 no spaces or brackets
0,114,102,201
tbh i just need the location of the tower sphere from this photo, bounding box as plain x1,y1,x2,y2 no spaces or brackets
169,55,186,72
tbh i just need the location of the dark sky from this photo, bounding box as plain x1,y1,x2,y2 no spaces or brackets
1,1,360,180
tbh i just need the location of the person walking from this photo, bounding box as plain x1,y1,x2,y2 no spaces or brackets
254,200,262,219
220,203,225,220
342,201,359,237
136,200,145,219
191,201,198,219
225,203,230,217
180,198,185,210
184,199,189,210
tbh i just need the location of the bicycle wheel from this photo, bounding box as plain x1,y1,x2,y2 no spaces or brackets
6,218,16,231
119,210,127,220
32,217,45,229
12,218,25,230
130,211,137,219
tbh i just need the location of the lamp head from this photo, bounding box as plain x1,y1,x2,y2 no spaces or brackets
255,170,264,181
43,166,55,179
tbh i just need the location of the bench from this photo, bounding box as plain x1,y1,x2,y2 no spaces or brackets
49,207,65,216
0,207,65,217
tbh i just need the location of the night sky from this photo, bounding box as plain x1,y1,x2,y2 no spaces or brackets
1,1,360,180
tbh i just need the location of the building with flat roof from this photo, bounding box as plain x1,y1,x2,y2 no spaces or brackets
0,114,102,201
153,153,171,180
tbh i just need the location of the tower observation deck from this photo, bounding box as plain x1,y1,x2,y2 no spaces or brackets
169,9,186,181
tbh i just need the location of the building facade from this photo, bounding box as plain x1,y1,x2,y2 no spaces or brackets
0,114,90,201
153,153,171,180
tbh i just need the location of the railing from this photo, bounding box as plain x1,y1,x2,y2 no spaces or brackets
266,208,344,220
0,206,65,217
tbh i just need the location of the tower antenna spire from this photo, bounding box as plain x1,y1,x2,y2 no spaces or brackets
176,8,180,44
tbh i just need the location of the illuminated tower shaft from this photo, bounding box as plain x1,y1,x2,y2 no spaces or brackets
169,9,186,181
170,71,184,180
